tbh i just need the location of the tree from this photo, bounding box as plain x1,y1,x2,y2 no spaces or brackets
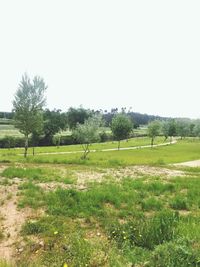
67,107,92,130
43,109,67,144
13,73,47,157
162,121,170,141
52,134,61,148
111,114,133,150
31,123,44,156
73,116,101,159
162,120,177,143
147,120,160,147
176,120,190,139
168,119,177,143
193,120,200,138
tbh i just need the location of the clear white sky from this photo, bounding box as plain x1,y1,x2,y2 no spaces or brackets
0,0,200,118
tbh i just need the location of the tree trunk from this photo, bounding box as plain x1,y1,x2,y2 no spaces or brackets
82,144,90,159
118,140,120,150
24,135,28,158
151,138,154,148
32,146,35,156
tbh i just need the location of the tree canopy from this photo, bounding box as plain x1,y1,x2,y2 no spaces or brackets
13,73,47,157
111,114,133,149
73,116,102,159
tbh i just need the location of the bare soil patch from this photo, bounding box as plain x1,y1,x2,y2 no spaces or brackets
174,159,200,167
0,179,31,263
74,166,185,185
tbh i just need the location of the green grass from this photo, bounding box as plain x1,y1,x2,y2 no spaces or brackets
1,138,200,168
11,163,200,266
0,124,23,138
2,138,200,266
2,166,76,184
0,136,164,154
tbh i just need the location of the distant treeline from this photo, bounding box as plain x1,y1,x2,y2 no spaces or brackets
0,109,170,126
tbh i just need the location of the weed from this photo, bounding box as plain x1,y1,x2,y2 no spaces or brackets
147,238,200,267
141,197,163,211
170,196,189,210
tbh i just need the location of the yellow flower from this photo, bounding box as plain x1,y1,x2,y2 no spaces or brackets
63,263,68,267
54,231,58,235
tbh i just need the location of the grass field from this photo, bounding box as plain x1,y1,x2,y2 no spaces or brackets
0,125,23,138
0,138,200,266
0,124,148,139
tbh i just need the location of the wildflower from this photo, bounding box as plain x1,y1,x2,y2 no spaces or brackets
63,263,68,267
54,231,58,235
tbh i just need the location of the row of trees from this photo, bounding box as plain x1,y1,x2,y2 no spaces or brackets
147,119,200,147
11,73,200,158
12,74,134,158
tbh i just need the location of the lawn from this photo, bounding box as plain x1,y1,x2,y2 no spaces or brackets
1,138,200,167
0,138,200,266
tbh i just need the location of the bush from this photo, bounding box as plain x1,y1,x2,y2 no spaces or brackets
0,136,25,148
22,220,47,235
147,238,200,267
109,210,179,250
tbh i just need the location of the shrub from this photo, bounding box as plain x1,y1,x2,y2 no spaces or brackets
22,220,47,235
108,210,179,250
147,238,200,267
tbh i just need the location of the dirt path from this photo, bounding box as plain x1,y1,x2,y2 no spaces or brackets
174,159,200,167
20,140,177,156
0,180,28,263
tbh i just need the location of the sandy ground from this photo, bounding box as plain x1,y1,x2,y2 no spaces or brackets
174,159,200,167
0,179,27,262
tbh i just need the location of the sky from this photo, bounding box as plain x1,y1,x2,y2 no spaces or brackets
0,0,200,119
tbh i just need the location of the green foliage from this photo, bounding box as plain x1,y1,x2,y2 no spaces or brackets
13,73,47,157
0,261,14,267
109,211,179,250
43,109,67,142
111,114,133,149
148,238,200,267
147,120,160,147
22,220,48,235
170,196,189,210
162,120,177,141
141,197,163,211
2,166,75,184
176,120,190,139
67,106,92,130
52,135,61,147
2,167,44,180
73,116,102,158
18,182,45,209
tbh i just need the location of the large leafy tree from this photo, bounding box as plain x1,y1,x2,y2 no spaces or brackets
67,107,91,130
111,114,133,150
147,120,160,147
13,73,47,157
162,120,177,143
193,120,200,138
176,120,190,139
43,109,67,144
73,116,101,159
